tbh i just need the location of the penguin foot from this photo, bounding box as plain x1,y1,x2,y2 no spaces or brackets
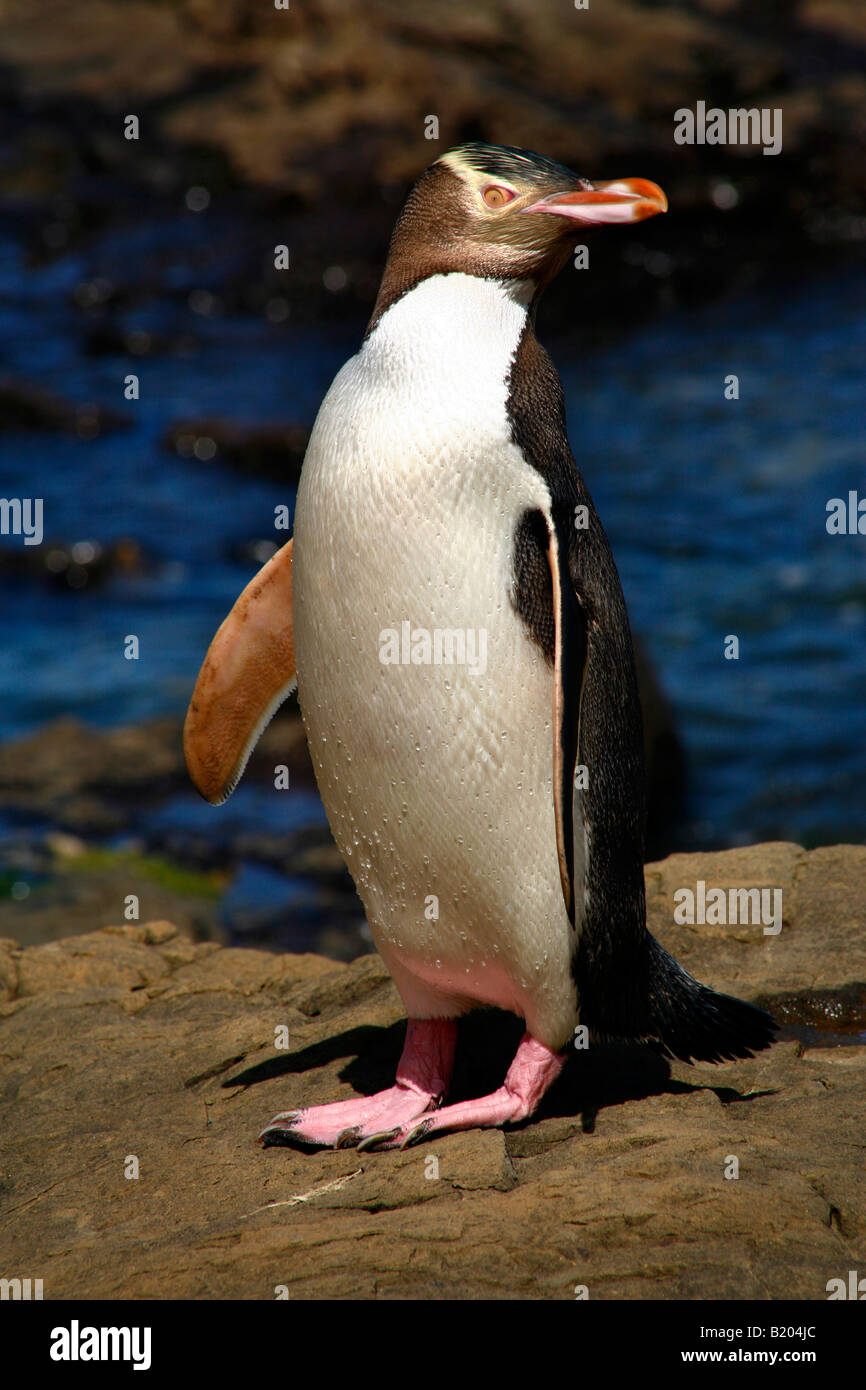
259,1018,458,1151
259,1085,437,1149
381,1032,565,1149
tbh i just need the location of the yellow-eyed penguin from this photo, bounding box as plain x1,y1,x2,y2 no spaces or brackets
184,143,776,1151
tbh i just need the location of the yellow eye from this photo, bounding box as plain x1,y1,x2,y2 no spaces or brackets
482,185,515,209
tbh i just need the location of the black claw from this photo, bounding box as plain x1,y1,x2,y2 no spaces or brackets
260,1124,328,1151
356,1128,401,1153
400,1119,434,1149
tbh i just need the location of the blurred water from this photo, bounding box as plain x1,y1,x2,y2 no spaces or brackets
562,269,866,847
0,218,863,852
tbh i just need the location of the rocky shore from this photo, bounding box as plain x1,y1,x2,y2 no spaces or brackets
1,842,863,1300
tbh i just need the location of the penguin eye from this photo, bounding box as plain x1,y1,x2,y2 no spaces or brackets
482,185,516,209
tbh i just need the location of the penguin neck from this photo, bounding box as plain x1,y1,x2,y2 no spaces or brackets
362,273,537,389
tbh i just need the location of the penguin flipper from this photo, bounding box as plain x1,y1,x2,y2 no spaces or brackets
183,538,296,805
545,519,587,925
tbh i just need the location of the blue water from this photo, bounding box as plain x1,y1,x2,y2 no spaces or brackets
0,212,863,854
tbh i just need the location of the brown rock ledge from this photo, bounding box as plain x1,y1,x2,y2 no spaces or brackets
0,843,864,1300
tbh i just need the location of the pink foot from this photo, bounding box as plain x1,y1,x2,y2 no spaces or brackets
259,1019,457,1150
367,1033,565,1150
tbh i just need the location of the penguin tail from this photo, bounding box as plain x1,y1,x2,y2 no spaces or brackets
644,935,778,1064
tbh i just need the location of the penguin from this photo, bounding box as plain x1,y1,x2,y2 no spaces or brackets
184,143,776,1151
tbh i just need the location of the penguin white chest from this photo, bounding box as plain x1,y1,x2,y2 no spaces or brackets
293,274,577,1049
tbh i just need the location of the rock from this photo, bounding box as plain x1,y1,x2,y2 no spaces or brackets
644,842,866,998
0,711,313,830
0,851,225,950
0,537,146,591
1,843,863,1299
0,717,183,804
0,379,129,435
83,317,198,359
163,418,310,481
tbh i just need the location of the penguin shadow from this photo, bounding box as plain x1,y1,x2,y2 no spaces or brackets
545,1039,776,1135
226,1009,774,1131
226,1021,406,1097
451,1014,775,1135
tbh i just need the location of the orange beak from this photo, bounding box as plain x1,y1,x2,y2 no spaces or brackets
524,177,668,226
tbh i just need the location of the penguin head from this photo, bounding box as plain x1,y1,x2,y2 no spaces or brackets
372,142,667,319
